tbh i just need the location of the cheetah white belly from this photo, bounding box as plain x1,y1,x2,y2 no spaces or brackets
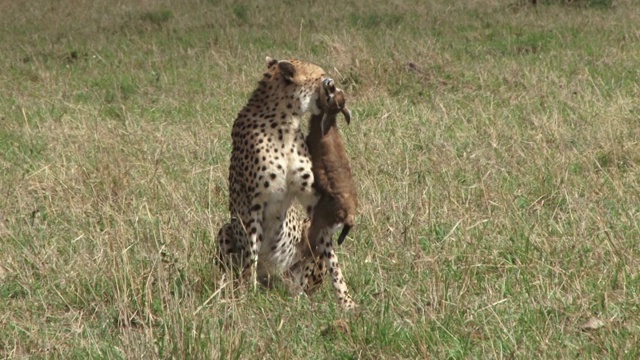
258,215,299,275
258,178,298,276
256,136,310,276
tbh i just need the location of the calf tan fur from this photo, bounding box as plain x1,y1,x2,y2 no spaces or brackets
303,86,357,259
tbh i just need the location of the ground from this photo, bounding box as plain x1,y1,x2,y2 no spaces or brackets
0,0,639,358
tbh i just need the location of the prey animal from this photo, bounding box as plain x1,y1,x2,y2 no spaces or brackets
295,81,358,305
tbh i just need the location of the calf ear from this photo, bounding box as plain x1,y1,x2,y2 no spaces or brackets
265,56,278,68
341,107,352,125
277,61,296,83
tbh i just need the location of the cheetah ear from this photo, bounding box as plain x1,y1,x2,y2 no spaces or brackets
277,60,296,83
265,56,278,68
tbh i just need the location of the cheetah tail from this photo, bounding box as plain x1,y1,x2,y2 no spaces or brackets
336,224,352,245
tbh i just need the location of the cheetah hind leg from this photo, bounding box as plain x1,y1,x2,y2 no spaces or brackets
302,256,326,295
281,222,324,297
218,220,276,291
286,252,325,296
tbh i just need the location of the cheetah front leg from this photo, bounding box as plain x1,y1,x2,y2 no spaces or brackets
308,227,356,310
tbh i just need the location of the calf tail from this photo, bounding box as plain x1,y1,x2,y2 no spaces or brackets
336,224,352,245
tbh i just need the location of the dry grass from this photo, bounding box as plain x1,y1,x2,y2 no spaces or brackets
1,0,639,358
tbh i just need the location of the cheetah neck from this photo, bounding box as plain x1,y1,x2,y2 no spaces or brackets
297,88,320,115
246,81,319,125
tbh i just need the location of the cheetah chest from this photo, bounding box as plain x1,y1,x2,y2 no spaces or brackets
260,130,313,257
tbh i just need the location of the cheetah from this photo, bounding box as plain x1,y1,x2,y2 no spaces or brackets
216,57,355,309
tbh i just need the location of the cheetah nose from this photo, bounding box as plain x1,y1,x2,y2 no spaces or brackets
340,106,351,125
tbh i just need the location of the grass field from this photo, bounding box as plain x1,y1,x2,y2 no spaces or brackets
1,0,639,358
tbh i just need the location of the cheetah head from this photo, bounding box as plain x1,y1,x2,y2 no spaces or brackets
263,56,344,117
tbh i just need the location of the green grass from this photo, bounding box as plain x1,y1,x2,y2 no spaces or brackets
1,0,639,358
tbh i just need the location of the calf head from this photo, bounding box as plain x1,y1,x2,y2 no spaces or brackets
318,78,351,125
